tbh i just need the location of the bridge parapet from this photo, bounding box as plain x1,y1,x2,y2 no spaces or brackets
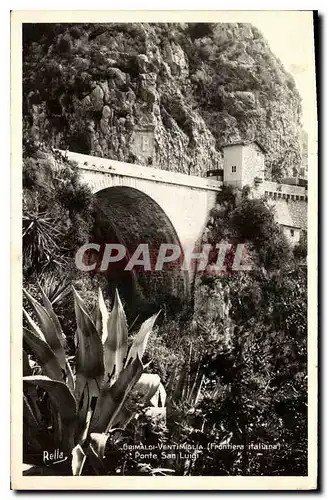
59,150,222,192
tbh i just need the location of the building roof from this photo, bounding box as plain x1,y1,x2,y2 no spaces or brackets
274,199,308,230
221,139,268,154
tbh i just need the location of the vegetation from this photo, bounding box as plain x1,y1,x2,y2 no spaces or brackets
23,286,165,476
205,185,292,270
23,141,95,279
22,141,307,476
293,231,308,261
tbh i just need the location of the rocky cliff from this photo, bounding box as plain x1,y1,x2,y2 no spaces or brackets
23,22,304,178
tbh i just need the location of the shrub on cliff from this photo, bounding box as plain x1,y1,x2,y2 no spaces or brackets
23,141,95,279
293,231,307,261
185,184,307,475
207,188,292,271
230,197,292,269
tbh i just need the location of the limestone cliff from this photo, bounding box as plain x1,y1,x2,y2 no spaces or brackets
23,22,303,178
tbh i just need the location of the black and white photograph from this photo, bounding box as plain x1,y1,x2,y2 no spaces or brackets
11,10,317,489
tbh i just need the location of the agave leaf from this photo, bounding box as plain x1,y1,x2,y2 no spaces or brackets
150,382,167,408
38,284,67,348
193,373,205,406
75,379,100,446
103,289,128,384
23,289,67,372
125,311,160,367
65,360,75,393
73,287,104,404
89,433,109,460
23,308,46,341
166,364,178,396
22,464,36,473
91,288,109,343
23,375,77,452
23,420,45,467
23,394,41,429
86,443,107,475
23,328,63,381
73,288,104,446
52,284,71,304
71,444,86,476
23,376,77,420
23,361,43,424
39,285,74,392
90,355,144,434
134,373,161,404
110,405,134,430
23,349,32,376
72,285,92,315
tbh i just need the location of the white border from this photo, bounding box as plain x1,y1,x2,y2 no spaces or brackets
9,9,318,491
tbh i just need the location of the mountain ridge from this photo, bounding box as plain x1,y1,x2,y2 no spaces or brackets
23,22,304,179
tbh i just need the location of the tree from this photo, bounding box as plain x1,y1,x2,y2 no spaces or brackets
187,187,308,475
230,197,292,270
293,231,307,261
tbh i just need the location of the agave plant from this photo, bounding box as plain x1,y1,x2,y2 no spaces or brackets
38,274,71,305
168,344,204,409
23,210,66,274
23,285,165,475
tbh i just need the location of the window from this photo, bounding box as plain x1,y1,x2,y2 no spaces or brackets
290,229,294,237
231,166,237,173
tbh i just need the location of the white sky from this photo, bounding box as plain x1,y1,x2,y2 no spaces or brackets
250,11,317,136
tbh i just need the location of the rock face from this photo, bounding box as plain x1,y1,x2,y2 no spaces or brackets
23,22,304,178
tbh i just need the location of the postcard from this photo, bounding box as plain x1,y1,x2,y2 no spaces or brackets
11,10,318,490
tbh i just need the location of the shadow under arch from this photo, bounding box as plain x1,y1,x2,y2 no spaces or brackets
91,185,190,319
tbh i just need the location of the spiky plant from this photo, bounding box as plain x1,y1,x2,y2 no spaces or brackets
38,274,71,305
23,210,67,274
23,286,165,475
168,344,204,410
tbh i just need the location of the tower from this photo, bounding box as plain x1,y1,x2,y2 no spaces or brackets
222,140,267,188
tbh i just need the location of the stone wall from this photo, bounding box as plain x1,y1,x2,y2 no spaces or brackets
264,197,307,236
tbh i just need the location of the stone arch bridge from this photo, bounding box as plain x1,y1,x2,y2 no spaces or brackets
61,150,222,313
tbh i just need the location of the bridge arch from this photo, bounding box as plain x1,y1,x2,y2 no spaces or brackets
92,185,190,317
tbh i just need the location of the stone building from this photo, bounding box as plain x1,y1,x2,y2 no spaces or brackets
219,140,308,245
